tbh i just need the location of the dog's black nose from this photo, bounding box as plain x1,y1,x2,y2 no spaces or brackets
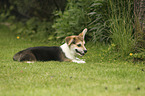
84,50,87,53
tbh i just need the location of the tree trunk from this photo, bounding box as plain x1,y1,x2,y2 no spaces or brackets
134,0,145,50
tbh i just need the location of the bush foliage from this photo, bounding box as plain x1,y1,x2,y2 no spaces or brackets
11,17,55,41
52,0,91,39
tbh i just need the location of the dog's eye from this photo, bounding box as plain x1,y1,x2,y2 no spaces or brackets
77,44,81,47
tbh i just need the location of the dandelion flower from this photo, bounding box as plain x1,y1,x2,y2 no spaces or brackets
17,36,20,39
129,53,133,56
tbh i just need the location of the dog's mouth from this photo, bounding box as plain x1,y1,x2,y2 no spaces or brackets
75,49,85,56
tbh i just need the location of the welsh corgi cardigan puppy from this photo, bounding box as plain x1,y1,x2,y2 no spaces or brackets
13,28,87,63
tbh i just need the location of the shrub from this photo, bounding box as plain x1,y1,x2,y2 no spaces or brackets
52,0,92,40
88,0,110,43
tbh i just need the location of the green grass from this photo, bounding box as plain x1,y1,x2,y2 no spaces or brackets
0,25,145,96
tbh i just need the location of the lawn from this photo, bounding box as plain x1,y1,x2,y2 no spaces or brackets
0,25,145,96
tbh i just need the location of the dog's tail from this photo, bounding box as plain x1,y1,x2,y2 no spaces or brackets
13,51,22,61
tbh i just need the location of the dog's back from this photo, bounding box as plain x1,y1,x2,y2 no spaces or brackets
13,46,66,62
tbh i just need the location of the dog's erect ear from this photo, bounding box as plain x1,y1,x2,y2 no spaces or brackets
79,28,87,39
65,36,75,46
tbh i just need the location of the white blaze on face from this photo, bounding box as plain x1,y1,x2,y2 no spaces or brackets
70,40,87,56
65,28,88,56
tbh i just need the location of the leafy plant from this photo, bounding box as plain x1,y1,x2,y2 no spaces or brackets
88,0,110,43
52,0,92,40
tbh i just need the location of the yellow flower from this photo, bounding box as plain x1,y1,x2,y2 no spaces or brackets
17,36,20,39
111,43,115,47
129,53,133,56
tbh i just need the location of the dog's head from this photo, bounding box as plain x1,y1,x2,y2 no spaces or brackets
65,28,87,56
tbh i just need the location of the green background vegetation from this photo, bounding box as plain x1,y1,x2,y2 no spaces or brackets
0,0,145,95
0,0,144,60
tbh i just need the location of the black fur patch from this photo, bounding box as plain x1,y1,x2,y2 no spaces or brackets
13,46,67,62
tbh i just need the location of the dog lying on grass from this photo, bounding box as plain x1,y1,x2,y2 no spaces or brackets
13,28,87,63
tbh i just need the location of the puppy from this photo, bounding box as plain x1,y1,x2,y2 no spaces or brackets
13,28,87,63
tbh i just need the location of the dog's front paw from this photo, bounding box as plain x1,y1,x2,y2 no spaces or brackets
78,60,86,63
72,60,86,63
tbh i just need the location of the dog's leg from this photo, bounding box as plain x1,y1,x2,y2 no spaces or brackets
25,61,35,63
61,57,85,63
72,59,86,63
62,58,72,62
19,52,36,62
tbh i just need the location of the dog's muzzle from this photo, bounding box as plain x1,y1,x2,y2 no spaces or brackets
75,49,87,56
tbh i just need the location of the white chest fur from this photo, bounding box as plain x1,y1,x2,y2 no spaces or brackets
60,43,76,60
60,43,85,63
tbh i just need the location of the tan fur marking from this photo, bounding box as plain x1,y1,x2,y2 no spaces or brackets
59,49,72,62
